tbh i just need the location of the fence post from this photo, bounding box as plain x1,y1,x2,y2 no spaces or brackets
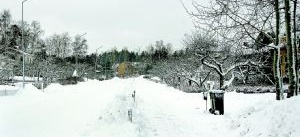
128,109,133,122
132,91,136,102
42,82,44,92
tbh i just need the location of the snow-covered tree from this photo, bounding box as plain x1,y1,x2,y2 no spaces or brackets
0,10,18,57
149,50,212,93
27,21,44,54
45,33,71,58
182,0,296,99
171,56,212,92
0,54,15,84
185,32,257,90
72,34,88,64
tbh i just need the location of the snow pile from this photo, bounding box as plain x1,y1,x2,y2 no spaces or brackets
229,96,300,137
81,77,148,137
86,93,147,137
16,84,44,97
0,85,19,96
0,85,19,91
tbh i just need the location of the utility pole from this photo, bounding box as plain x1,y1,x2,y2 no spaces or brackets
105,52,107,80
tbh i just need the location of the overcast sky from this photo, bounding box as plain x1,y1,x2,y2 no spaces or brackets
1,0,208,54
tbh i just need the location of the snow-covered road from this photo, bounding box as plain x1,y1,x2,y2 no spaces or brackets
0,76,299,137
134,77,232,137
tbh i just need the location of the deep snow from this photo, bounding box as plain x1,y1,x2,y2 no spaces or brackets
0,76,299,137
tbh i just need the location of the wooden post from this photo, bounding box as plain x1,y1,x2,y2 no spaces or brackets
42,82,44,92
128,109,133,122
132,91,136,102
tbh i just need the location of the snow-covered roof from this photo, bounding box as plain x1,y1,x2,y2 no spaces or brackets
151,77,161,81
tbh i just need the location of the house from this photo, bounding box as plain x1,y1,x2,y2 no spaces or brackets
279,35,300,76
16,52,34,64
116,62,136,78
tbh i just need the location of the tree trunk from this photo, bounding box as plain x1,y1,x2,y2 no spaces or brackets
274,51,281,100
285,0,296,98
293,0,298,96
37,70,40,82
274,0,282,100
277,47,284,99
220,75,224,90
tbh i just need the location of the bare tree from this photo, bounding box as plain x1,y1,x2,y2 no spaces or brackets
182,0,293,99
173,57,212,92
149,53,211,93
184,32,258,90
26,21,44,54
72,34,88,65
45,33,71,58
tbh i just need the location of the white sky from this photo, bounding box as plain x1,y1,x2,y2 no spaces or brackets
1,0,207,54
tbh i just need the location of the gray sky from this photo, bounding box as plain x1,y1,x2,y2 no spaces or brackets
1,0,204,54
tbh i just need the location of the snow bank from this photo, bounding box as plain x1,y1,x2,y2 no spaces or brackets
87,93,147,137
43,83,64,93
0,79,124,137
0,85,19,96
16,84,44,97
0,85,18,91
229,96,300,137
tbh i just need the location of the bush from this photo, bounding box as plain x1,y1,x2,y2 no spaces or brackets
234,86,275,94
57,76,84,85
143,75,151,79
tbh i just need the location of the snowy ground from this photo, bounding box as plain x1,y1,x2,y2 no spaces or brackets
0,83,22,96
0,76,299,137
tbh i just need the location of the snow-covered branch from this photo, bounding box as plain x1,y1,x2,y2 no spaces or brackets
221,71,235,89
266,43,284,49
201,57,222,75
223,60,251,76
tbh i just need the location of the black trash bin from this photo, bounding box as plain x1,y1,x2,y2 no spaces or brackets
209,90,225,115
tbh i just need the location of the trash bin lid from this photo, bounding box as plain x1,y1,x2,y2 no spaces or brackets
209,90,225,93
